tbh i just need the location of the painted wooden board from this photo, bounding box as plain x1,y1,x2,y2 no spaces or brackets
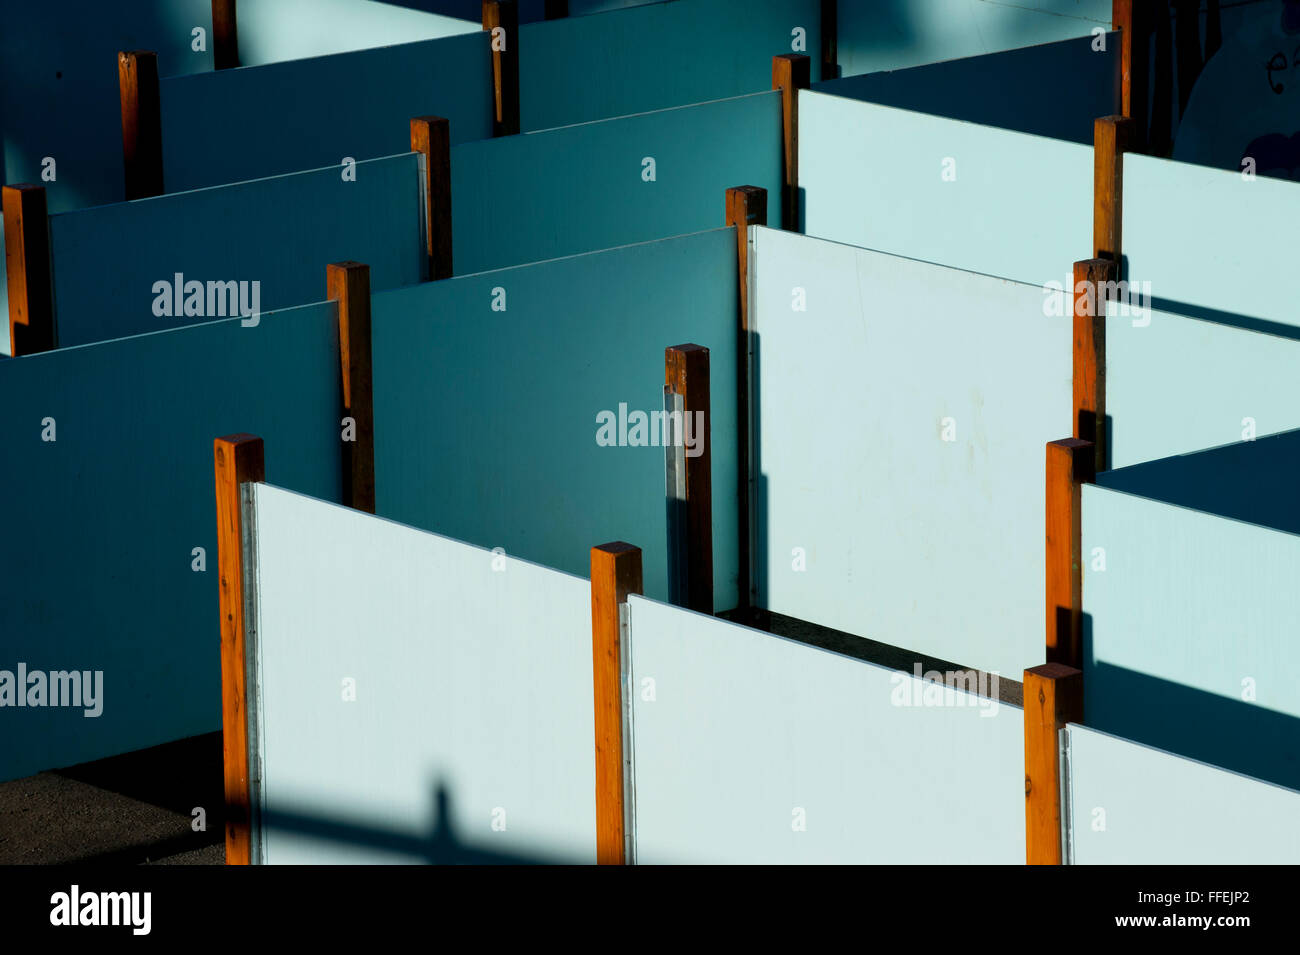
160,33,492,192
371,228,739,610
250,483,596,864
816,33,1118,145
0,305,341,782
47,154,423,348
451,91,784,273
799,90,1092,283
836,0,1110,78
519,0,820,130
234,0,477,66
1083,450,1300,792
1105,305,1300,469
1124,152,1300,329
1066,724,1300,864
0,0,212,213
628,594,1022,863
753,227,1070,677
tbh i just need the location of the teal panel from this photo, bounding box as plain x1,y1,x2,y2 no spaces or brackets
451,92,783,273
1083,448,1300,791
519,0,820,130
235,0,477,66
48,154,423,348
799,90,1092,284
250,484,595,864
836,0,1109,78
1,0,212,213
753,227,1071,677
0,305,341,782
372,229,739,610
628,595,1022,863
1124,152,1300,329
160,33,492,192
1067,724,1300,864
1105,305,1300,469
815,33,1118,145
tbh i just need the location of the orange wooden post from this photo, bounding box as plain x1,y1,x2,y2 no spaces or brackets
590,542,643,865
725,186,766,622
1093,116,1132,265
1073,257,1114,476
410,116,453,280
1112,0,1148,152
119,51,164,200
772,54,810,230
820,0,838,80
328,262,375,514
1024,663,1083,865
483,1,520,137
214,433,265,866
1045,438,1094,670
666,344,713,614
212,0,240,70
3,184,55,355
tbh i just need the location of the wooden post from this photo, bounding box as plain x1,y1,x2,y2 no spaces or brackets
1024,663,1083,865
328,263,375,514
772,54,810,231
1112,0,1148,152
544,0,568,18
819,0,838,81
214,433,265,866
212,0,240,70
1045,438,1094,670
119,51,164,200
483,1,520,137
590,542,643,865
725,186,766,622
1093,116,1132,265
3,184,55,355
410,116,453,280
666,344,713,615
1073,257,1114,476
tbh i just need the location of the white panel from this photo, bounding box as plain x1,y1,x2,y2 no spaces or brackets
799,90,1092,285
1067,724,1300,864
628,595,1023,863
251,484,596,864
753,227,1071,676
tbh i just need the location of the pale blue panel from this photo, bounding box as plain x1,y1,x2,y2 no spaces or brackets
0,306,341,782
815,34,1118,145
799,91,1092,284
452,92,783,273
48,154,422,348
837,0,1109,78
372,229,738,610
1066,724,1300,864
251,484,595,864
754,228,1070,676
161,33,492,192
0,211,8,357
0,0,211,213
235,0,476,66
1082,471,1300,791
628,595,1022,863
1106,306,1300,469
520,0,820,130
1124,153,1300,328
